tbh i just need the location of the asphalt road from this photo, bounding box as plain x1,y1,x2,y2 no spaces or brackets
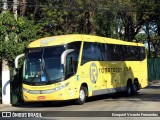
0,82,160,120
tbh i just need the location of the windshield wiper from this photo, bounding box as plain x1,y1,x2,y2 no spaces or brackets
43,67,51,83
40,56,50,83
29,71,40,84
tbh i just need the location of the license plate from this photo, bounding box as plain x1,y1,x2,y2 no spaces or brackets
37,96,45,100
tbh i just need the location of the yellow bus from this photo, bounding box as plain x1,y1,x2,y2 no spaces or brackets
15,34,148,105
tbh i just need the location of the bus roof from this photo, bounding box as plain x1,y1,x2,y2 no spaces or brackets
28,34,144,48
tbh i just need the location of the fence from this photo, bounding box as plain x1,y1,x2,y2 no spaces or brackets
148,58,160,82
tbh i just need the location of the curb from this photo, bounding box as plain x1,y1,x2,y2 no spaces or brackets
149,81,160,85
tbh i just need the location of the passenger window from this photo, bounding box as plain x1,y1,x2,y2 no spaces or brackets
140,47,146,61
82,42,146,63
82,42,102,65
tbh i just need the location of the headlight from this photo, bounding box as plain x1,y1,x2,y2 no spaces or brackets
23,88,29,92
22,82,69,94
53,82,69,92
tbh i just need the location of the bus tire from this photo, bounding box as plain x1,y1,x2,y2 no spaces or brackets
76,86,87,105
126,81,132,96
132,80,139,95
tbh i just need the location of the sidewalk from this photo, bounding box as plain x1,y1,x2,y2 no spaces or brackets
0,97,12,108
0,97,1,107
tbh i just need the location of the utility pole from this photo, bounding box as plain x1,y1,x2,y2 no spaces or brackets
2,0,11,105
146,22,151,58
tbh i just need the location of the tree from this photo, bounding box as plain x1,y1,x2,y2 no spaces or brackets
0,1,39,73
0,0,160,75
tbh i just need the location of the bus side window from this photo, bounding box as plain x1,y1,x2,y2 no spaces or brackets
82,42,103,64
106,44,120,61
140,47,146,61
93,43,102,61
82,42,92,64
119,45,126,61
135,47,141,61
113,45,120,61
131,46,136,60
105,44,112,61
99,43,106,61
126,46,134,61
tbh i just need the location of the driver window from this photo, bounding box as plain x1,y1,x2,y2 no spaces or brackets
65,51,79,79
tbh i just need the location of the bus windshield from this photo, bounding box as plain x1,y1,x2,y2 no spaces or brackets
23,46,65,85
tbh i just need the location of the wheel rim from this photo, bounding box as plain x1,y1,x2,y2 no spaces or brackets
80,89,85,101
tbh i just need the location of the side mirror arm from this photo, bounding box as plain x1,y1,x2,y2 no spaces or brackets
61,49,74,75
15,53,25,69
61,49,74,65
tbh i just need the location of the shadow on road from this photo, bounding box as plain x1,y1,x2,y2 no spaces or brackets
12,84,160,108
87,83,160,103
12,100,77,108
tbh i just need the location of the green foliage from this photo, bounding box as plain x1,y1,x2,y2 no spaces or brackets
135,33,147,42
0,11,38,67
0,0,160,74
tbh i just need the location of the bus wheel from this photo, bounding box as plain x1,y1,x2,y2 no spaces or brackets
76,86,87,105
126,81,132,96
132,80,139,95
